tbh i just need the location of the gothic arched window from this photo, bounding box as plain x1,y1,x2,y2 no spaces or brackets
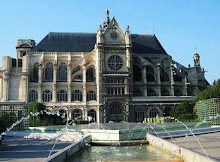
57,90,68,102
161,89,170,96
147,89,156,96
86,66,95,82
135,108,145,122
147,74,155,82
133,89,143,96
45,63,53,81
133,65,142,81
87,90,96,101
174,89,182,96
72,109,82,119
72,90,82,101
160,68,169,82
58,63,67,81
88,109,96,121
29,90,38,102
109,102,123,115
146,65,154,74
146,65,155,82
42,90,52,102
149,108,159,118
33,63,39,81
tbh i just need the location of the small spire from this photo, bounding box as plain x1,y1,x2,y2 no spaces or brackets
103,9,110,29
125,26,131,35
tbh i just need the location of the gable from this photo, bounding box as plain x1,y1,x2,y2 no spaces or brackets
103,17,125,44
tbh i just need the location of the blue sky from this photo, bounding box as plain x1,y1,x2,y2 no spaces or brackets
0,0,219,84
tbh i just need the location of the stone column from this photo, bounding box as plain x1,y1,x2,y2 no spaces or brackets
142,65,147,83
157,64,161,84
52,84,56,102
3,74,9,101
183,77,188,96
38,64,42,84
157,86,161,96
96,106,100,123
125,77,129,94
82,65,87,102
125,102,129,122
38,84,42,102
53,65,57,83
170,65,174,85
126,47,131,68
83,107,88,120
144,85,147,97
67,65,71,84
68,84,71,102
170,65,174,96
21,75,28,102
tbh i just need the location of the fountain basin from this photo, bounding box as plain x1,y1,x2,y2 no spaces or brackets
23,122,212,141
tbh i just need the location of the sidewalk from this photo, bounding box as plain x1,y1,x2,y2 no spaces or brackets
0,136,73,162
166,132,220,160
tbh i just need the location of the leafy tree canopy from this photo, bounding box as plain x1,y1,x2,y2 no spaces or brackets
197,79,220,101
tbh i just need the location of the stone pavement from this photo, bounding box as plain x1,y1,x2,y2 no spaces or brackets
0,136,73,162
167,132,220,161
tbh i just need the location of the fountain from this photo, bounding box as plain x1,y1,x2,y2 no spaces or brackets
0,109,218,162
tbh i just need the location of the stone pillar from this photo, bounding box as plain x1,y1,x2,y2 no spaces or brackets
171,86,174,96
53,65,57,84
52,84,56,102
38,64,42,84
125,77,129,94
144,85,147,97
68,84,71,102
38,84,42,102
96,106,100,123
157,64,161,84
183,77,188,96
67,65,71,84
21,75,28,102
170,65,174,85
170,65,174,96
142,65,147,83
3,74,9,101
126,47,131,68
125,102,129,122
157,86,161,96
83,107,88,120
82,64,87,102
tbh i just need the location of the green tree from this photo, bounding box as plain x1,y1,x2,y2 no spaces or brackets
197,79,220,101
26,102,66,126
170,101,197,121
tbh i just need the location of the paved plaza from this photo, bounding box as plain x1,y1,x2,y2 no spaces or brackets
0,136,72,162
167,131,220,160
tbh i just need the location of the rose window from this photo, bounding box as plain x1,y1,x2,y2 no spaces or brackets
107,55,123,71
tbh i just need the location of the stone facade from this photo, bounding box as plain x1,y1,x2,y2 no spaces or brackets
0,10,209,123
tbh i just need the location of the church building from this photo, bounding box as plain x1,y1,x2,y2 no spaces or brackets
0,10,209,123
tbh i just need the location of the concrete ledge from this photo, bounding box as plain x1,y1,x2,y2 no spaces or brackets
146,133,218,162
46,135,92,162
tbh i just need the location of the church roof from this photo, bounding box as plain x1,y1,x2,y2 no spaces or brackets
32,32,167,55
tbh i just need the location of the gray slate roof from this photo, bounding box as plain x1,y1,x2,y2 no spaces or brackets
32,32,167,55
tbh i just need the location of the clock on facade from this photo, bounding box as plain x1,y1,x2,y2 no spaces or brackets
107,55,123,71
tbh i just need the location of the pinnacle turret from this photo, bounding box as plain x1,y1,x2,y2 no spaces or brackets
103,9,110,29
